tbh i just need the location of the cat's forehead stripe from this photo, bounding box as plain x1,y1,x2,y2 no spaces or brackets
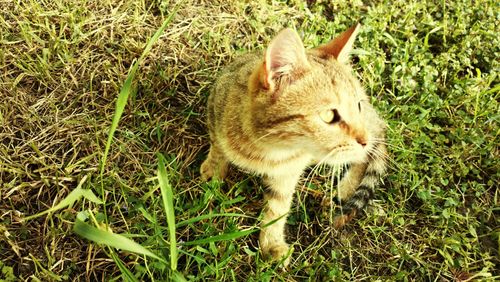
265,114,305,127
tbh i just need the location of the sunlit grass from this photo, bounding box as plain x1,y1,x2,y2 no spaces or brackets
1,0,498,280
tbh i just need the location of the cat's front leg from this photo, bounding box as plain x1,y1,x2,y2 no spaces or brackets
334,143,387,228
333,162,367,228
200,143,229,181
259,172,301,266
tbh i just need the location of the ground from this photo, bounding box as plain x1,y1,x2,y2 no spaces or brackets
0,0,498,281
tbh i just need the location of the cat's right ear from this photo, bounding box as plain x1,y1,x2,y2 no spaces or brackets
260,28,310,91
316,23,360,64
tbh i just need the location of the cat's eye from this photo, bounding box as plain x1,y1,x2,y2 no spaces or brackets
320,109,341,124
358,101,361,112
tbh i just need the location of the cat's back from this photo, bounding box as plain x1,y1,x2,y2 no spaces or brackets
207,51,261,131
213,51,261,99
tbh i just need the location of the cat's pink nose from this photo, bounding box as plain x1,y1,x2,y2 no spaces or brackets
356,137,367,147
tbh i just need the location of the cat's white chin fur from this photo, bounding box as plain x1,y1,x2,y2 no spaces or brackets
324,146,368,165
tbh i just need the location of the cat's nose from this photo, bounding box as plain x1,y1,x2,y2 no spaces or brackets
356,137,367,147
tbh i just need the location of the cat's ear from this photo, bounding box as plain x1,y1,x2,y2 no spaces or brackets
262,28,309,90
316,23,360,64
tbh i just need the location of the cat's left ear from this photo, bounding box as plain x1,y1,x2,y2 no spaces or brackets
316,23,360,64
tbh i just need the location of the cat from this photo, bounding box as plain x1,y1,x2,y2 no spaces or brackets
200,24,387,265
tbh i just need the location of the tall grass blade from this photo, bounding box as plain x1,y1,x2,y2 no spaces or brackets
73,217,166,264
157,153,178,271
182,214,285,246
99,3,181,176
183,228,258,246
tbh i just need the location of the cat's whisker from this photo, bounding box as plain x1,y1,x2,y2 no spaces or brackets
302,149,336,189
369,138,396,147
336,162,347,216
303,156,327,191
252,130,278,144
369,138,412,152
307,148,339,182
368,146,398,171
329,164,336,223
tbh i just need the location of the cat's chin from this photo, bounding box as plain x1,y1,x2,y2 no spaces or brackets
323,149,368,165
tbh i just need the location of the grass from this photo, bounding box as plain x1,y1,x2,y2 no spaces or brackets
1,0,498,280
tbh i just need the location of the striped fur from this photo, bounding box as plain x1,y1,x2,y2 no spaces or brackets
334,142,387,227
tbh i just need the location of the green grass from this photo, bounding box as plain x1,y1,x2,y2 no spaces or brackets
1,0,498,280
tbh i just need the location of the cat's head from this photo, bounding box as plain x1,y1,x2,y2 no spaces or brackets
249,24,379,165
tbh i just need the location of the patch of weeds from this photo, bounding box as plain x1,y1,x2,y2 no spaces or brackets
0,261,17,282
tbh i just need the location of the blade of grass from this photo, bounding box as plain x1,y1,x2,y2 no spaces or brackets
73,217,166,264
24,175,99,221
110,251,140,282
182,214,285,246
183,228,258,246
97,3,183,228
157,153,178,271
424,26,443,49
176,213,254,228
171,270,188,282
99,4,181,176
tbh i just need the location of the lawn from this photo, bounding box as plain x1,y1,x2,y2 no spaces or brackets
1,0,498,280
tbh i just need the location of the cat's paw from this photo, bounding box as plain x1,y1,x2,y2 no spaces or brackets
333,209,357,229
261,242,292,267
200,160,214,181
200,159,228,181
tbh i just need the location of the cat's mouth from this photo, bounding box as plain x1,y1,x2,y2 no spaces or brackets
323,144,368,164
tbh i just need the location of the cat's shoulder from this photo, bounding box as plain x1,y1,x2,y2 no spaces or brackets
217,51,262,86
223,51,261,73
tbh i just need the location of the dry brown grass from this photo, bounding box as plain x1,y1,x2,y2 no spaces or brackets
0,0,312,279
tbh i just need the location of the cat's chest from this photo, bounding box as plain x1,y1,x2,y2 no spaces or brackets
222,141,312,175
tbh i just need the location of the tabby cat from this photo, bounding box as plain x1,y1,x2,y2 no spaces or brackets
201,24,387,265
